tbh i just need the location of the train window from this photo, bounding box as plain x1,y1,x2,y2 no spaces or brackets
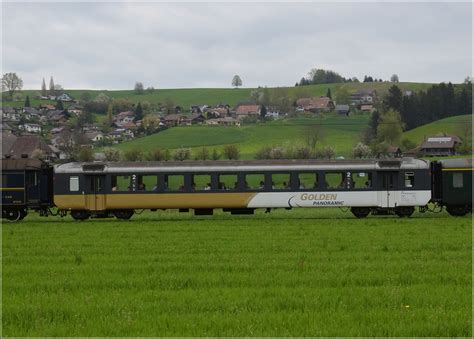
245,174,265,190
271,173,291,189
325,172,351,189
111,175,131,191
2,173,24,188
218,174,238,190
164,175,184,191
135,175,158,191
353,172,372,189
298,173,318,190
453,172,463,188
69,176,79,191
404,172,415,188
192,174,212,191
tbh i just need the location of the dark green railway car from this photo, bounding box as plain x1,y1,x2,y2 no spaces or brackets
1,159,54,221
432,158,473,216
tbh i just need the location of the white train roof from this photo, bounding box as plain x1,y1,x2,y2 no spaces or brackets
54,158,430,174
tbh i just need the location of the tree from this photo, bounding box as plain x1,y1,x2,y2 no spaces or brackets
134,102,143,121
304,124,325,151
41,78,47,96
377,109,404,145
335,87,350,104
260,104,267,120
326,88,332,99
232,75,242,89
76,147,94,162
390,74,399,83
173,148,191,161
352,143,372,159
124,148,144,161
2,72,23,97
49,76,55,95
194,147,210,160
80,92,92,103
384,85,403,112
56,100,64,110
164,97,175,114
134,82,144,94
54,84,64,96
24,95,31,107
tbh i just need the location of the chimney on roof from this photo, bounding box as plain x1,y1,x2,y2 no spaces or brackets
21,154,28,158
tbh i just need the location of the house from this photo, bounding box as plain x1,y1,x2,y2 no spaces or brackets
1,106,21,121
378,145,402,158
335,104,350,115
2,133,17,158
296,97,334,113
56,93,74,102
163,114,187,126
3,135,56,160
350,89,377,104
23,107,41,120
360,104,374,113
19,123,42,133
85,131,104,143
39,104,56,110
52,129,75,148
206,117,241,127
68,104,83,115
182,113,206,125
419,135,461,157
209,107,229,117
113,111,135,127
234,103,261,119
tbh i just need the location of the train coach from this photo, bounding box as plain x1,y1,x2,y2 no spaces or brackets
52,158,434,220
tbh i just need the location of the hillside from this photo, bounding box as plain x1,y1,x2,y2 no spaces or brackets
402,115,472,144
4,82,435,109
113,114,370,159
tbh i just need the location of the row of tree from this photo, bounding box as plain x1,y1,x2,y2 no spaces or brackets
383,80,472,131
296,68,400,86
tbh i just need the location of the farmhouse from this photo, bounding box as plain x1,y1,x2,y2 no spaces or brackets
3,135,56,160
206,117,241,126
85,131,105,143
234,103,261,119
296,97,334,113
350,89,377,104
19,123,42,134
419,135,461,156
181,113,206,125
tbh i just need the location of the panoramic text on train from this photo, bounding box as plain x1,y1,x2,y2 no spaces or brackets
1,157,472,221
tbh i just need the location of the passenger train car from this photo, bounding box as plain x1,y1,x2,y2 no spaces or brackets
1,157,472,221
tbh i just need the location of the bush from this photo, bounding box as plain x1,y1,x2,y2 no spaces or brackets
103,147,122,161
173,148,191,161
293,146,312,159
352,142,372,159
314,146,336,159
76,147,94,162
223,145,240,160
146,148,167,161
255,146,272,160
194,147,210,160
211,149,221,160
270,147,285,159
123,148,143,161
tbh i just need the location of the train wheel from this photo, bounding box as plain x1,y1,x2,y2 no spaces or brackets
446,205,469,217
71,210,90,221
351,207,370,218
113,209,134,220
19,209,28,220
4,210,21,222
395,206,415,218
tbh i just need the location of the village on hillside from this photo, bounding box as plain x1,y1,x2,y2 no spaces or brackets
1,80,471,162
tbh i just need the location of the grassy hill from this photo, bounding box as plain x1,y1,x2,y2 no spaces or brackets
4,82,435,109
114,113,370,159
402,115,472,144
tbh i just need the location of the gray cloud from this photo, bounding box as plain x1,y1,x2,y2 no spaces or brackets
2,2,472,89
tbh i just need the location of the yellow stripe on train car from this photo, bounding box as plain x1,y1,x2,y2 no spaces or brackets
441,168,474,171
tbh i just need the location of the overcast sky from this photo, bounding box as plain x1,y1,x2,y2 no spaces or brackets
2,1,472,89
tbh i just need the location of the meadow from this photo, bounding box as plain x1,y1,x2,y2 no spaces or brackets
4,82,435,109
115,113,371,158
2,208,471,337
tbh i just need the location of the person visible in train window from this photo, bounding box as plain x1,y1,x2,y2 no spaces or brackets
204,183,211,190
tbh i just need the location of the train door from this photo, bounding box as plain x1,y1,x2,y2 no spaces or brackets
86,175,106,211
377,171,399,208
26,171,40,204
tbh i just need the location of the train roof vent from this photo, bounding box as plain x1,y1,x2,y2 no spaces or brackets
377,160,401,168
82,164,106,172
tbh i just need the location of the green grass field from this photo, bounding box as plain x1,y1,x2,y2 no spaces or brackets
403,114,473,144
4,82,435,109
2,209,471,337
114,113,370,158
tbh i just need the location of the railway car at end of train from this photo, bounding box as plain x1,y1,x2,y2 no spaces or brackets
52,158,434,220
1,159,54,221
